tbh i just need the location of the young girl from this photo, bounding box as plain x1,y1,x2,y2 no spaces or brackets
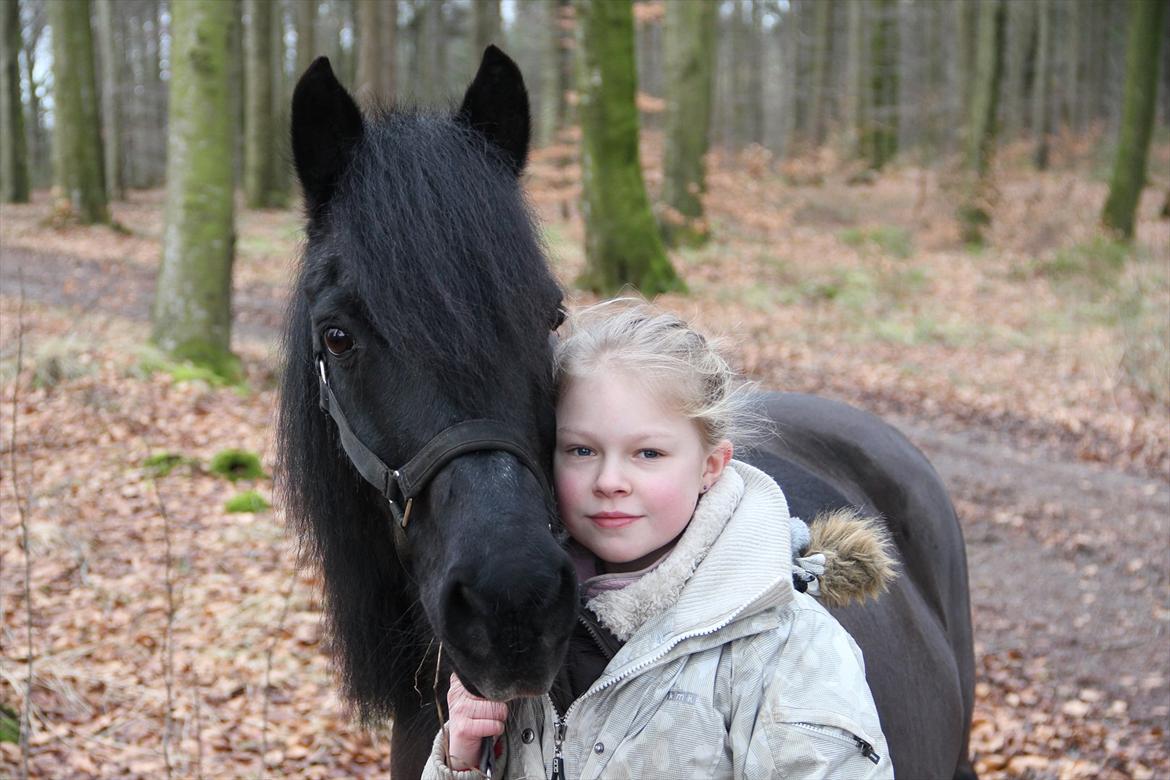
425,301,895,779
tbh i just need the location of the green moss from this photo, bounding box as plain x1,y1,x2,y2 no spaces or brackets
1037,236,1129,293
0,702,17,743
841,225,914,259
225,490,271,513
142,452,199,478
132,344,247,392
209,449,266,482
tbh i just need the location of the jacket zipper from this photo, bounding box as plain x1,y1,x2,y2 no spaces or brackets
544,576,786,779
550,715,567,779
789,721,881,765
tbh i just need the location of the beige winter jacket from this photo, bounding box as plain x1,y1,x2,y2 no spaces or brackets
423,461,893,779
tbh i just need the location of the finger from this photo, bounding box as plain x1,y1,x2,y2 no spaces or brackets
454,697,507,719
452,718,507,739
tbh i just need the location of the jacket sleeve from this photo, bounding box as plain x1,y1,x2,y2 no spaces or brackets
729,599,894,780
420,726,490,780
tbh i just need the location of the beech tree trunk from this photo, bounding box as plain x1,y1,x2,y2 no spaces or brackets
355,0,381,106
0,0,29,202
95,0,122,200
48,0,108,223
959,0,1005,244
296,0,316,75
1031,0,1052,170
1102,0,1167,240
660,0,716,248
473,0,500,53
575,0,682,295
381,0,397,103
244,0,281,207
153,0,239,381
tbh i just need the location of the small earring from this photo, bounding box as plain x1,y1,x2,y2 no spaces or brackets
700,484,709,494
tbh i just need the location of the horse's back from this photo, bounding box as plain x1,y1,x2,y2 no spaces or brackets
743,392,977,780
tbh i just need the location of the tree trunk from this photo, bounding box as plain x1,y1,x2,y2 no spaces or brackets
959,0,1005,244
95,0,122,200
1,0,29,202
473,0,500,54
153,0,240,381
296,0,316,75
660,0,716,248
1102,0,1167,240
48,0,108,223
1031,0,1051,170
230,0,244,188
21,8,46,189
575,0,682,295
355,0,381,106
537,0,560,146
861,0,897,170
381,0,397,103
1002,0,1034,140
844,0,865,157
807,0,834,147
417,0,443,103
271,0,290,197
244,0,278,207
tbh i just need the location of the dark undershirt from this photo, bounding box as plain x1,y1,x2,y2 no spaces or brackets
549,603,624,716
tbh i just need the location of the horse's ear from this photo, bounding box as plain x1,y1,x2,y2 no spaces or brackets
292,57,364,212
458,45,530,176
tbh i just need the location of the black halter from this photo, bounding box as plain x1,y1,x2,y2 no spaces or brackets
316,354,554,543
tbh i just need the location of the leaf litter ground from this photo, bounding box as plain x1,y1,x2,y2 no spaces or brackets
2,140,1168,778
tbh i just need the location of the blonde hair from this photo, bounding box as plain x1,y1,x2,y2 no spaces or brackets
553,299,765,449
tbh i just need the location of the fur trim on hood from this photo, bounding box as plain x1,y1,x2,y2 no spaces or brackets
797,508,898,609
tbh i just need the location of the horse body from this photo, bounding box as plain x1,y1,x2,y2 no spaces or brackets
279,48,977,780
744,392,977,780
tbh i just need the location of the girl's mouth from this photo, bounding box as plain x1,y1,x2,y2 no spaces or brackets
589,512,641,529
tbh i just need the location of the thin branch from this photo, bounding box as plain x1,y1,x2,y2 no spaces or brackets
146,474,177,780
8,272,32,780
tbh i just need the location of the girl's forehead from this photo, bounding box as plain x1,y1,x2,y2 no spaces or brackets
560,366,693,423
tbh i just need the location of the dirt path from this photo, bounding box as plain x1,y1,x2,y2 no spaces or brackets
4,242,1168,760
893,416,1170,724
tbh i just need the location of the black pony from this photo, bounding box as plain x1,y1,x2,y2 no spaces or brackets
278,49,977,780
278,49,576,775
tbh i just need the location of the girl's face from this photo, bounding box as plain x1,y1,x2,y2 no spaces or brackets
554,366,731,573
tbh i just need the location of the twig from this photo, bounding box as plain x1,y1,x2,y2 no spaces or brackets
259,570,297,779
193,684,204,780
9,272,33,780
146,474,177,780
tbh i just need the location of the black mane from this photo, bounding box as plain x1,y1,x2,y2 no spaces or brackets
278,105,562,724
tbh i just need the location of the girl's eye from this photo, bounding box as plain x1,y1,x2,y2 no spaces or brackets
571,447,593,457
638,449,662,460
323,327,354,356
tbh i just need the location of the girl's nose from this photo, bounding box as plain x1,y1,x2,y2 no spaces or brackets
593,458,630,496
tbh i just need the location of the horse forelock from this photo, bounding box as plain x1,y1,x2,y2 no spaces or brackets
317,109,559,397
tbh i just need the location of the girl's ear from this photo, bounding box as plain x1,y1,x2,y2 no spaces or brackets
702,440,734,486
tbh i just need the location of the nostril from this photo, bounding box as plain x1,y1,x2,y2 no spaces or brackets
444,577,489,624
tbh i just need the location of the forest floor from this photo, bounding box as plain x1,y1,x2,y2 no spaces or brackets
1,139,1168,779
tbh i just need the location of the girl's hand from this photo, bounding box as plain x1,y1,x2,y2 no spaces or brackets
446,672,508,772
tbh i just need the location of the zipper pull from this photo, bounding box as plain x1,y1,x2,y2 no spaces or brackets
551,718,567,779
854,736,880,765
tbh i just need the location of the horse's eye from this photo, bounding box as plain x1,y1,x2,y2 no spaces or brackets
323,327,354,356
552,306,566,330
